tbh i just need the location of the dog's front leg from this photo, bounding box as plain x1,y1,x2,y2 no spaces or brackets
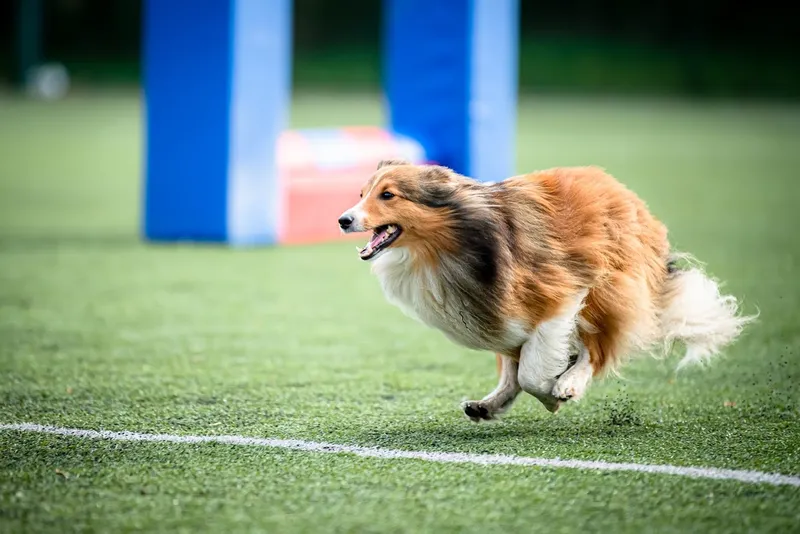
552,343,593,401
462,353,521,422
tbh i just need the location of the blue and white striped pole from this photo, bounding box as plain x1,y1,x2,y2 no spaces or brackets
142,0,291,245
383,0,520,183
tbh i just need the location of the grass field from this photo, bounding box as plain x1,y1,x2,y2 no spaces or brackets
1,88,799,533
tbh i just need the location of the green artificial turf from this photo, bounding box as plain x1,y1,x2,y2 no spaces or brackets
1,88,799,533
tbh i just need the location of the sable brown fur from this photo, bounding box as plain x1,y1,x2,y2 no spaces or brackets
340,160,754,417
357,162,669,373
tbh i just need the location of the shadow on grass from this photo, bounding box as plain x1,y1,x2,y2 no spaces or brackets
346,419,652,457
347,398,655,452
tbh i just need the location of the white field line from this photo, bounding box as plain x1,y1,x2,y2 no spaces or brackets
3,422,799,488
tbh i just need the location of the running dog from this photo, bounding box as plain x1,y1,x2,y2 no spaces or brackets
338,160,755,421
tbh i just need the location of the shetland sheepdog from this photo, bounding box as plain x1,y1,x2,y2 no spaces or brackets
338,160,756,421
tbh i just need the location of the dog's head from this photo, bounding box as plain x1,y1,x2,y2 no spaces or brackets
338,160,462,261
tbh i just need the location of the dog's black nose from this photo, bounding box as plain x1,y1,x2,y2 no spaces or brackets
338,214,354,230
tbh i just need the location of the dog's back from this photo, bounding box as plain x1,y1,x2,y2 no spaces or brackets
498,166,753,376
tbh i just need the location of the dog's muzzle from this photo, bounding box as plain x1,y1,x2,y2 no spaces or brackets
338,214,354,231
338,209,365,234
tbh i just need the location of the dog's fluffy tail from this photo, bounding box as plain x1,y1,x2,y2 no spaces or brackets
657,253,757,370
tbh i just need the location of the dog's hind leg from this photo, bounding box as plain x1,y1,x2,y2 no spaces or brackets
462,353,521,422
518,290,588,413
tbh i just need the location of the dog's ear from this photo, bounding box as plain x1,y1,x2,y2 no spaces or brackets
422,165,456,183
377,159,411,169
415,165,460,208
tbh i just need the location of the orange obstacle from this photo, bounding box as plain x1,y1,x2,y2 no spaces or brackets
277,127,426,245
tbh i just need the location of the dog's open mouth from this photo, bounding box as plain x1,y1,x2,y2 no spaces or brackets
359,224,402,260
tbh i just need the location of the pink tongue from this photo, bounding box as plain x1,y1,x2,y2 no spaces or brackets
369,229,388,247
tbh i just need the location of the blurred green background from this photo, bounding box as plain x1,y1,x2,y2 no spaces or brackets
1,0,799,99
2,3,800,531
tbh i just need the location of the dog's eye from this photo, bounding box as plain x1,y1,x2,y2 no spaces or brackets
380,191,395,200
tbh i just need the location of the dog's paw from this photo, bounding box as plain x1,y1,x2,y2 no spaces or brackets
552,366,591,402
461,400,498,423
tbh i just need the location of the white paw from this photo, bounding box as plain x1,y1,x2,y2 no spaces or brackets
552,367,591,401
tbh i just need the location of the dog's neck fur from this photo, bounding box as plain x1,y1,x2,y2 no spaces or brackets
369,193,526,352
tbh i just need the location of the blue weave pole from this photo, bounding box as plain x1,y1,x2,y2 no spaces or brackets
383,0,520,183
142,0,291,245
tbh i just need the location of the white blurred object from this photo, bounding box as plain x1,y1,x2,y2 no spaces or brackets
25,63,70,101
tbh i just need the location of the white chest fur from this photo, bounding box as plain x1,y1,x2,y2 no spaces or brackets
370,248,528,351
